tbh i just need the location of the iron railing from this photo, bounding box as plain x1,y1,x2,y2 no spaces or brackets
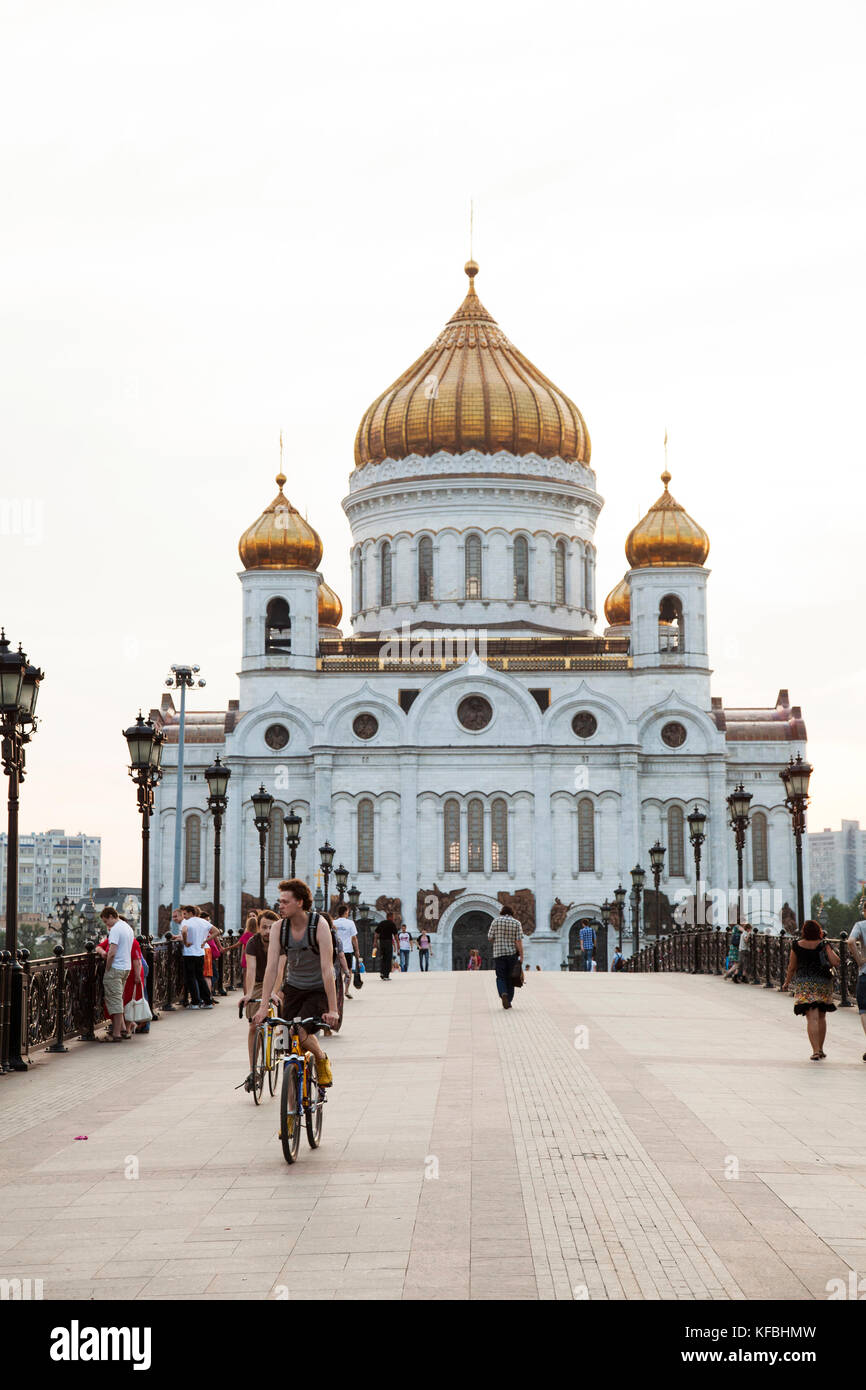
626,928,858,1005
0,931,243,1070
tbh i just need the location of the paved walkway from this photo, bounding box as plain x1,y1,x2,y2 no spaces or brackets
2,971,865,1300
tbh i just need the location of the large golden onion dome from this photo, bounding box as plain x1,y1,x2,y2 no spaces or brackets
238,473,323,571
354,261,590,469
318,578,343,628
604,574,631,626
625,471,709,569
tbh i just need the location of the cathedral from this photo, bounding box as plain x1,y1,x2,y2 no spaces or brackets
150,260,808,968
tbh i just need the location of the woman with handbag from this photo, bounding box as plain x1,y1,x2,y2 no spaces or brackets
123,935,153,1036
782,919,840,1060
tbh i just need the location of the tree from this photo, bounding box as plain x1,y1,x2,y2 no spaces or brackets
811,892,861,934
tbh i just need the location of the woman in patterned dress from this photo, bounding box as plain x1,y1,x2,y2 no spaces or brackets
782,919,840,1060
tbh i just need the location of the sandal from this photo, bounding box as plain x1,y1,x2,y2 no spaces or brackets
810,1052,822,1060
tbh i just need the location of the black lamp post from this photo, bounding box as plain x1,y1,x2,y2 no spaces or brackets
347,884,360,921
335,864,349,904
123,712,164,942
599,900,612,972
780,755,812,929
251,784,273,908
687,805,707,928
649,841,666,937
727,784,752,926
614,884,626,951
319,840,335,908
1,629,43,1072
284,809,301,878
630,864,645,956
314,884,324,913
54,896,75,954
205,755,231,941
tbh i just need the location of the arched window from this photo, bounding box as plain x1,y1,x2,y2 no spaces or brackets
265,597,291,654
513,536,529,600
358,551,365,611
555,540,566,605
659,595,684,652
752,811,769,881
444,799,460,872
491,798,508,871
380,541,392,607
468,799,484,871
418,536,433,599
668,806,685,877
583,553,591,611
268,806,284,879
577,799,595,872
184,814,201,883
465,535,482,599
357,798,374,873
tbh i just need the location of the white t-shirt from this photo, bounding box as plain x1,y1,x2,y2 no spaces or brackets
334,918,356,953
398,931,411,951
848,922,866,977
108,920,134,971
182,918,209,956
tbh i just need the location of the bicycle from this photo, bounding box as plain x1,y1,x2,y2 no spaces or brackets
273,1015,327,1165
250,1001,285,1106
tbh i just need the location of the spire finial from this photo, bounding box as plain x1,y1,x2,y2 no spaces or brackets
276,430,286,489
464,200,479,290
661,427,671,488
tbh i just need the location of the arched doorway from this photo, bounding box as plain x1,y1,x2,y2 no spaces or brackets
452,911,494,970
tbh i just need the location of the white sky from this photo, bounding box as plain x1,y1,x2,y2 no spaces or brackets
1,0,863,885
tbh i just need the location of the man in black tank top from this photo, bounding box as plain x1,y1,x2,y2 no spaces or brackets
254,879,340,1086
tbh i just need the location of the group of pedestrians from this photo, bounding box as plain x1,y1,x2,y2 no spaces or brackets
371,917,432,978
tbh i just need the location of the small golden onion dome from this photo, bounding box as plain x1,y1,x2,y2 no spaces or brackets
625,471,709,569
354,261,590,469
604,574,631,625
318,578,343,628
238,473,324,571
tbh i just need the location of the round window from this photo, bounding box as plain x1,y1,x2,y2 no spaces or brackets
353,712,379,740
264,724,290,750
457,695,493,731
571,711,598,739
661,721,687,748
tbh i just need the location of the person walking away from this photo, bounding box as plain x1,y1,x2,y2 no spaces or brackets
846,908,866,1061
333,903,359,998
579,919,596,971
488,905,524,1009
782,918,840,1060
418,930,431,972
254,879,340,1086
100,907,134,1041
398,926,412,973
611,945,625,972
241,913,285,1092
375,915,400,980
181,906,211,1008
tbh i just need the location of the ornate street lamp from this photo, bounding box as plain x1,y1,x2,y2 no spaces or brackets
205,755,231,951
335,864,349,903
313,884,324,912
283,809,301,878
649,841,666,937
630,864,645,956
124,712,164,942
614,884,627,951
726,784,752,925
251,784,274,909
1,630,43,1071
319,840,335,908
54,896,75,954
780,755,813,929
347,884,360,921
687,804,707,929
164,664,206,920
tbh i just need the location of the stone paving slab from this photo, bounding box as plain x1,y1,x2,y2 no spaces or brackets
2,970,866,1300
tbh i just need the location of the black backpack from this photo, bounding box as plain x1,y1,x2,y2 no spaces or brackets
280,910,339,976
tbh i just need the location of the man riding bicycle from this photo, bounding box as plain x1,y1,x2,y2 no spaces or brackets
254,878,339,1087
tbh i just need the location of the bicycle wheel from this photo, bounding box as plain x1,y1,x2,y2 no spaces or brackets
280,1061,301,1164
304,1053,323,1149
252,1029,266,1106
